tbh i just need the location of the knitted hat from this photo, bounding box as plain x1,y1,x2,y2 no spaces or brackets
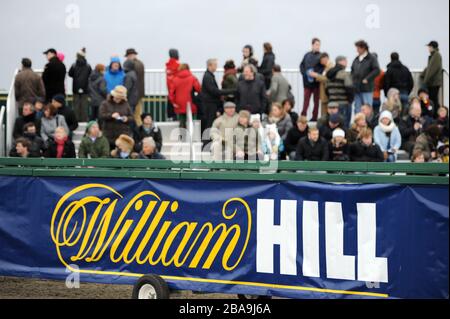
52,94,65,105
333,128,346,139
379,110,393,122
86,121,98,134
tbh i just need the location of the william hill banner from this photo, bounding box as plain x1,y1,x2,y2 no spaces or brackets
0,176,448,299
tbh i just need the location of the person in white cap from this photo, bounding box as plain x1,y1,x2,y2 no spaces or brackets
329,128,350,161
374,110,402,162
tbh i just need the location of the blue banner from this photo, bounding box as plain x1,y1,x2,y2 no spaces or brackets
0,176,448,299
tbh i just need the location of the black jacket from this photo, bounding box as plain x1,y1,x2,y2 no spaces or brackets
284,126,309,154
399,115,432,143
295,136,329,161
259,52,275,88
300,51,322,89
201,71,224,105
13,113,41,139
9,133,45,158
123,61,139,107
349,141,384,162
319,123,346,142
384,61,414,95
236,79,267,114
44,137,76,158
133,125,163,152
68,57,92,95
42,57,66,101
329,142,350,161
351,53,380,93
88,71,107,107
57,105,78,132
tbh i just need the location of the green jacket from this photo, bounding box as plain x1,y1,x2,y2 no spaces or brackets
421,50,443,87
78,135,110,158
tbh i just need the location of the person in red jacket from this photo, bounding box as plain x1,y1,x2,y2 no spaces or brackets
165,49,180,121
169,64,202,128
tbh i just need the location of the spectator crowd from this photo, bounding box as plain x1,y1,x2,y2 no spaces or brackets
10,39,449,164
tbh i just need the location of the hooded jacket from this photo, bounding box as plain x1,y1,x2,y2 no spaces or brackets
104,57,125,94
169,69,202,114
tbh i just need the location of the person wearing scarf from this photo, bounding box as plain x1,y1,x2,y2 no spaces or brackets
44,126,76,159
374,110,402,162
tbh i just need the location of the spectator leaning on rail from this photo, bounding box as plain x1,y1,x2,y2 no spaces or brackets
268,65,290,104
14,58,46,109
40,103,69,143
88,64,107,122
285,116,309,160
384,52,414,112
9,138,33,158
413,124,442,162
210,102,239,161
258,42,276,89
420,41,443,114
104,56,125,95
99,85,134,148
374,110,402,162
222,60,238,103
165,49,181,121
399,97,433,154
329,128,350,162
310,52,334,118
351,40,380,114
169,63,202,129
236,65,267,115
300,38,322,121
44,126,76,159
78,121,110,159
326,56,354,128
348,127,384,162
68,48,92,123
42,48,67,102
138,137,166,160
134,113,163,153
200,59,235,134
12,101,41,139
111,134,138,159
125,49,146,127
295,127,329,161
52,94,78,135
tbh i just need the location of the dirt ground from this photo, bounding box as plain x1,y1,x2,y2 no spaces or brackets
0,276,236,299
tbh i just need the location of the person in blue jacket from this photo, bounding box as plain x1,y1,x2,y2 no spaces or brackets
104,56,125,94
374,110,402,162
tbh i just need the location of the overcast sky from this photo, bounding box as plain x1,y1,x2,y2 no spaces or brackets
0,0,448,90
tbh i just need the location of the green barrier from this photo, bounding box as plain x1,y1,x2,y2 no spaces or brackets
0,158,448,185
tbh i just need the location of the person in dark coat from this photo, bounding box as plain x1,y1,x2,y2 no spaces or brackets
236,65,267,115
134,113,163,153
383,52,414,111
200,59,234,134
42,48,66,102
351,40,380,114
14,58,46,108
88,64,107,121
125,48,146,126
222,60,238,102
285,116,309,159
20,122,46,157
435,106,449,140
420,41,443,113
319,113,346,142
52,94,78,134
44,126,76,159
68,48,92,122
123,60,139,114
258,42,276,89
12,101,41,139
348,127,384,162
9,138,33,158
138,137,166,160
329,128,350,161
300,38,322,121
295,127,329,161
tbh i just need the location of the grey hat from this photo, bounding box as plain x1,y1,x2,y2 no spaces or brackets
335,55,347,64
328,102,339,108
224,102,236,109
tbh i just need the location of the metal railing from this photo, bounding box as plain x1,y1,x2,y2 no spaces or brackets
0,158,448,185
